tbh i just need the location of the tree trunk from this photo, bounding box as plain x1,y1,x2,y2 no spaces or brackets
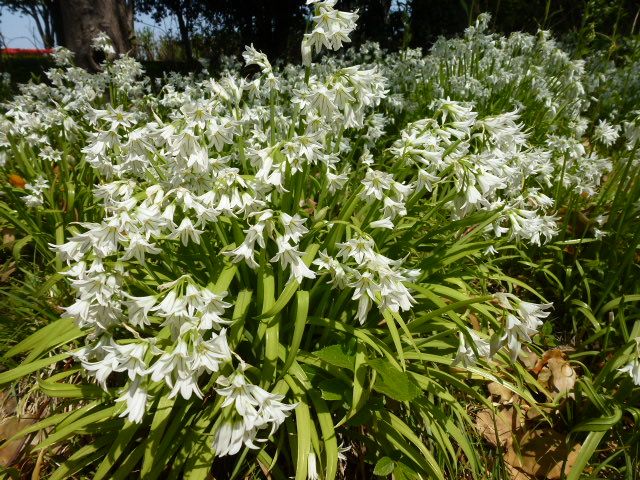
174,8,193,63
58,0,134,71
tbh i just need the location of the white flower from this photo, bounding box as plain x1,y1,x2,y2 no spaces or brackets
149,340,203,400
92,32,116,55
22,176,49,207
168,218,203,246
619,358,640,386
116,375,148,423
453,330,491,367
213,367,296,456
191,330,232,373
124,294,156,327
270,236,316,283
307,452,319,480
370,217,394,229
280,213,308,243
326,169,349,194
243,44,271,73
120,233,161,263
494,293,552,360
593,119,620,147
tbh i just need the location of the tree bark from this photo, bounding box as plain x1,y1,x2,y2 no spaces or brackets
58,0,134,71
174,7,193,62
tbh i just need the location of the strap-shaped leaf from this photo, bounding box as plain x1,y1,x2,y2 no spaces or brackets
375,410,445,480
3,317,79,359
281,290,309,376
308,390,339,480
93,420,142,480
35,405,121,451
0,351,69,385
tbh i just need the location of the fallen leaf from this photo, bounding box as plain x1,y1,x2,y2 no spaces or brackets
537,366,552,388
504,429,580,479
520,347,539,370
468,313,480,331
488,382,515,403
476,407,522,447
0,417,36,466
1,229,16,248
547,357,576,394
0,391,17,418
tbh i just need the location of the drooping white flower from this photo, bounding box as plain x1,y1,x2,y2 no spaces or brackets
116,375,148,423
213,367,296,456
619,358,640,386
270,236,316,284
453,330,491,367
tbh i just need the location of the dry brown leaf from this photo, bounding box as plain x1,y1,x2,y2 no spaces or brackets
0,391,17,419
488,382,515,403
537,367,552,389
533,350,565,375
476,407,521,447
547,357,576,394
520,348,539,370
468,313,481,331
0,417,36,466
504,429,580,480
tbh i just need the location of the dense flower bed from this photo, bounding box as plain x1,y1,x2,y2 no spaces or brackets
0,3,638,479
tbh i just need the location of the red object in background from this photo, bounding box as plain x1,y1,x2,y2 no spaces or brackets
1,48,55,56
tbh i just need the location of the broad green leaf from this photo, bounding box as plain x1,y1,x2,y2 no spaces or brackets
374,456,396,476
367,358,421,402
312,344,356,370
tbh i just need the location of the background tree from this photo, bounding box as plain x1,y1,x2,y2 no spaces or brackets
199,0,307,61
58,0,134,70
0,0,61,48
136,0,201,62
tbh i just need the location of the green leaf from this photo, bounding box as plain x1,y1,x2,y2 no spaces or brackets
367,358,421,401
3,317,80,359
229,289,253,348
566,431,607,480
375,411,445,480
572,406,622,432
308,390,339,480
281,290,309,376
0,352,69,385
313,344,356,370
284,375,311,480
35,405,121,450
141,396,181,477
393,461,420,480
374,456,396,476
38,378,108,399
49,436,112,480
93,421,142,480
318,378,348,401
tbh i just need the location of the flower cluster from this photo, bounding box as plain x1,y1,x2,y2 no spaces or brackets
390,100,558,245
302,0,359,66
455,292,553,366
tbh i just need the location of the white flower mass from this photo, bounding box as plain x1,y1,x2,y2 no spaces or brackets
1,2,635,467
